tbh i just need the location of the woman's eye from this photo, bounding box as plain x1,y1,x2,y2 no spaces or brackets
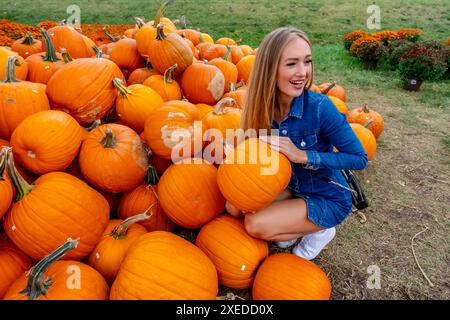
305,60,312,64
287,63,296,66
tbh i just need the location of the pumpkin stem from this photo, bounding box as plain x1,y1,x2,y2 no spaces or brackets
40,28,61,63
163,64,177,84
363,103,370,113
134,17,145,28
92,45,103,58
198,32,205,44
103,26,119,42
21,32,36,45
0,148,7,181
364,119,374,129
155,23,167,40
223,46,232,61
214,97,236,115
154,0,172,26
1,57,21,83
58,19,66,26
3,147,34,200
113,77,132,97
101,128,116,148
322,82,336,95
84,119,101,132
110,211,152,240
60,48,73,63
235,81,245,90
19,238,80,300
146,165,160,185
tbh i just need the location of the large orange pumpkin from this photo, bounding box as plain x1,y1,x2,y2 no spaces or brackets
43,25,95,58
4,238,109,300
46,52,126,126
318,82,346,102
10,110,84,175
127,65,161,85
252,253,332,300
3,148,110,261
142,64,182,101
222,83,247,109
236,54,255,84
79,124,149,193
158,159,225,229
11,32,42,59
0,56,50,140
347,104,384,139
143,100,203,161
113,78,164,133
108,37,146,78
196,215,268,289
87,214,148,285
328,96,349,115
0,235,34,299
0,148,13,219
110,231,218,300
0,47,28,81
181,61,225,105
350,122,377,161
217,138,292,212
209,47,238,93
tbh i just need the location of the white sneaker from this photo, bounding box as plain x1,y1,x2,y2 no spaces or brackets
275,239,298,249
292,228,336,260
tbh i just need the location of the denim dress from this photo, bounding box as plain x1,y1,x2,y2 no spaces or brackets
272,89,369,228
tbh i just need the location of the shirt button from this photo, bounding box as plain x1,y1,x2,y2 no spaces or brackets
301,140,306,147
282,129,288,135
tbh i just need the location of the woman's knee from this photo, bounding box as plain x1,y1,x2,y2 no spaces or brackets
244,213,272,240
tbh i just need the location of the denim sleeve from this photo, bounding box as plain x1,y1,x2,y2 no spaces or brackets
304,96,369,171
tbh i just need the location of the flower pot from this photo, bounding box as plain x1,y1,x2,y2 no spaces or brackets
362,59,378,70
403,79,423,91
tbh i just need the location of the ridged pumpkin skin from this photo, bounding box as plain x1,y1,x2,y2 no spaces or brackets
11,33,42,59
127,67,161,85
0,236,33,299
4,260,109,300
217,138,292,213
79,124,149,193
43,25,95,58
108,38,146,78
328,96,349,115
118,183,175,232
0,150,13,219
209,55,238,93
347,105,384,139
0,47,28,81
110,231,218,300
252,253,332,300
196,215,268,289
236,55,255,84
10,110,84,175
181,62,225,105
143,100,203,160
350,123,377,161
4,169,110,261
87,218,147,285
142,72,182,102
46,56,126,126
0,57,50,140
25,51,64,84
158,160,225,229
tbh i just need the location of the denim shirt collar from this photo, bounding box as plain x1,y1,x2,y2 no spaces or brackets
272,90,305,128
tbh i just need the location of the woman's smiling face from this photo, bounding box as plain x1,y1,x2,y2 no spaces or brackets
277,35,312,101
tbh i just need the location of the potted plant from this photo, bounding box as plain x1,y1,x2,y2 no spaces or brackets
398,43,447,91
349,36,386,69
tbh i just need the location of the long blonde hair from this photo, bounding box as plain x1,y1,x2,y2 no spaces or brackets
241,27,314,132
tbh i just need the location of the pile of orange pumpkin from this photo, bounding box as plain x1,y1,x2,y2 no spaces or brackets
0,2,383,300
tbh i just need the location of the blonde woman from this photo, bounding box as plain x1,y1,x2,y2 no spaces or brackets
226,27,368,260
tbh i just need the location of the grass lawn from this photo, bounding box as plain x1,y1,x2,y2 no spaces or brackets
2,0,449,299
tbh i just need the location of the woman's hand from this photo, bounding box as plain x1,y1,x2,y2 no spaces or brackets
259,136,308,164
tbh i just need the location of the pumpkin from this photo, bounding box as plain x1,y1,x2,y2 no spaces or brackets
10,110,84,175
127,65,161,85
350,121,377,161
148,153,173,176
87,214,148,284
147,24,193,76
347,104,384,139
11,32,42,59
142,64,182,101
181,61,225,105
236,54,255,84
0,47,28,80
79,124,149,193
252,253,332,300
46,49,126,126
108,37,146,78
158,159,225,229
24,28,64,84
196,103,215,119
3,147,110,261
318,82,346,102
0,140,36,184
222,83,247,109
0,56,50,140
328,96,349,115
202,44,233,62
177,29,202,46
216,37,237,46
4,238,109,300
196,214,268,289
209,46,238,92
201,33,214,43
143,100,203,160
217,138,292,213
0,148,13,219
43,24,95,58
110,231,218,300
0,235,34,299
118,166,175,232
239,44,254,57
113,77,164,133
